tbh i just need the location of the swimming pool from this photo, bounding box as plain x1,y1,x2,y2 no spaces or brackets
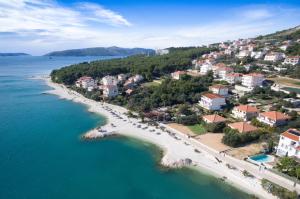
249,154,274,163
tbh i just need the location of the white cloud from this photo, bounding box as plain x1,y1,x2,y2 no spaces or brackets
242,9,273,20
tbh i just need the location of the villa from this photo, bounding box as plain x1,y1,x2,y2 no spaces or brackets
264,52,285,62
171,70,186,80
276,129,300,158
232,105,259,121
209,84,229,96
228,122,258,133
200,63,213,75
75,76,96,89
241,73,265,89
236,50,251,58
225,73,243,84
102,75,118,86
215,67,233,80
103,85,118,98
284,56,300,65
202,114,227,124
199,93,226,111
257,111,291,127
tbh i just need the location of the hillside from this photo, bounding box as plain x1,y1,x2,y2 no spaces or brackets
256,25,300,41
45,46,155,57
0,53,30,56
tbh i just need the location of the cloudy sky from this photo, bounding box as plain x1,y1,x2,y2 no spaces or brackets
0,0,300,55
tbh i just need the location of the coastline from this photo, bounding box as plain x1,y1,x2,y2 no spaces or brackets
43,77,277,199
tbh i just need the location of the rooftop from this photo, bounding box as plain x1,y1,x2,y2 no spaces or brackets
282,129,300,141
234,105,258,113
202,93,224,99
203,114,227,123
228,122,258,133
259,111,291,121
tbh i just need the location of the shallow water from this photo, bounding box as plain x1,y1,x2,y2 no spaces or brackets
0,56,250,199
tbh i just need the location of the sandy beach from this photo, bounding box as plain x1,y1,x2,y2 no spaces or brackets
42,77,292,199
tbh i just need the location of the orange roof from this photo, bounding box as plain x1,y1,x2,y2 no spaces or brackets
281,129,300,141
226,73,243,77
217,67,233,72
259,111,290,121
203,114,227,123
202,93,224,99
228,122,258,133
209,84,227,89
234,105,258,113
173,70,186,75
245,73,264,77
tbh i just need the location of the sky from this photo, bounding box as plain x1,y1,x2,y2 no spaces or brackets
0,0,300,55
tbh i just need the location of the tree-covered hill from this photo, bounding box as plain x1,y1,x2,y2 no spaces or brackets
45,46,155,57
50,47,214,85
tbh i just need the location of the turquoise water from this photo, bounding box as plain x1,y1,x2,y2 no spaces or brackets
0,56,250,199
249,154,272,163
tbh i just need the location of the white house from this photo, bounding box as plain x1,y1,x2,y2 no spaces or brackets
75,76,96,89
199,93,226,111
156,49,169,55
241,73,265,89
232,105,259,121
215,67,233,80
284,56,300,66
237,50,251,58
171,71,186,80
264,52,285,62
257,111,290,127
103,85,118,98
251,51,265,59
224,49,233,55
225,73,243,84
209,84,229,96
102,75,118,86
276,129,300,158
133,74,144,83
200,63,213,75
117,74,127,82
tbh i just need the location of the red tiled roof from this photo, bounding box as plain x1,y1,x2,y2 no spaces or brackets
202,93,224,99
209,84,228,89
203,114,227,123
226,73,243,77
259,111,291,121
234,105,258,113
228,122,258,133
244,73,264,77
282,129,300,142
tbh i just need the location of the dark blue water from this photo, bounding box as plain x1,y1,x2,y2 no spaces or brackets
0,56,249,199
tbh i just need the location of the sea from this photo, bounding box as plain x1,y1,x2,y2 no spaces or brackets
0,56,250,199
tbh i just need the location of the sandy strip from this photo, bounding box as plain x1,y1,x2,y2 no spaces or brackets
41,77,278,199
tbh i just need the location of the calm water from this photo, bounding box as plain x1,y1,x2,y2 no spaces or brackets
0,56,249,199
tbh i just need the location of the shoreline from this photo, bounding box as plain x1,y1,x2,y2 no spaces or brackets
42,77,277,199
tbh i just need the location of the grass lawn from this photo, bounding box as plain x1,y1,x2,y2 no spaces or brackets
142,81,160,87
187,124,206,135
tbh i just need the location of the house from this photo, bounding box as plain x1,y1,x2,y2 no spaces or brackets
215,67,233,80
125,89,134,95
276,129,300,158
133,74,144,83
237,50,251,58
202,114,227,124
200,63,213,75
102,75,118,86
264,52,285,62
225,73,243,84
103,85,118,98
156,49,169,55
284,56,300,66
241,73,265,89
199,93,226,111
209,84,229,96
284,98,300,108
117,74,127,82
75,76,95,89
251,51,265,59
280,45,289,51
171,71,186,80
228,122,258,133
257,111,291,127
225,49,233,55
232,105,259,121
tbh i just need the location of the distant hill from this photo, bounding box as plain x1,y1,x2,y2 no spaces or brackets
0,53,30,56
256,25,300,41
45,47,155,57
